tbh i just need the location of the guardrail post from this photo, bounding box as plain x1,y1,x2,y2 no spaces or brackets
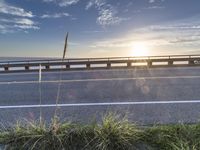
86,63,90,69
168,61,173,66
45,65,50,69
147,61,152,67
189,60,194,65
127,61,131,67
4,66,9,71
25,66,29,70
66,64,70,69
107,63,111,68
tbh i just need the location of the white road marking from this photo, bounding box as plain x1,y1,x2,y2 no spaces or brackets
0,75,200,85
1,100,200,109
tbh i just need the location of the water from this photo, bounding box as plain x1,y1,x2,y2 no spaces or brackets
0,57,57,62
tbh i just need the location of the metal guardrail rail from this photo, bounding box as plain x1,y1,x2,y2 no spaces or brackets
0,55,200,73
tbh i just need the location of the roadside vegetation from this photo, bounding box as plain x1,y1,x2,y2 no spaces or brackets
0,114,200,150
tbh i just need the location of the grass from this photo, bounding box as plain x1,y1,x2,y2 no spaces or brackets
0,114,200,150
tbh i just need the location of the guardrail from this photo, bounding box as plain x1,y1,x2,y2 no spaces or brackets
1,55,200,73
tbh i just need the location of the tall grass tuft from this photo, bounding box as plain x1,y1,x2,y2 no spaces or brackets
1,114,200,150
0,120,65,150
92,113,141,150
143,124,200,150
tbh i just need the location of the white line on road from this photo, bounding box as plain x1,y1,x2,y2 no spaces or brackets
1,75,200,85
1,100,200,109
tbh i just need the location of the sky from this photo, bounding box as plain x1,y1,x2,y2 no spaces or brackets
0,0,200,58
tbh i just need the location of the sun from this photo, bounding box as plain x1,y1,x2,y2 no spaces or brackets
130,42,150,57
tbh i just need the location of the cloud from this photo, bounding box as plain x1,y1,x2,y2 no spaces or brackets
144,6,165,9
132,15,200,47
169,37,200,44
90,40,133,48
0,0,33,17
59,0,79,7
88,35,167,49
149,0,156,3
97,8,128,26
86,0,128,26
84,10,200,56
43,0,54,2
85,0,105,10
0,25,5,29
13,24,39,30
0,1,38,34
148,24,200,31
41,13,70,18
0,24,15,34
149,0,165,3
0,18,35,25
83,30,109,33
43,0,79,7
0,18,39,33
87,15,200,56
0,17,39,33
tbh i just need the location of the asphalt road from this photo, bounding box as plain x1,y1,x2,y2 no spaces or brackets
1,67,200,125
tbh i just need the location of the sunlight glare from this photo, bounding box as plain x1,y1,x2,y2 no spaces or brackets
131,42,150,57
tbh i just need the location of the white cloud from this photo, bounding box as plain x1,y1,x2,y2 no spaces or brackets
149,0,165,3
86,0,128,26
169,37,200,44
83,30,109,33
149,25,200,31
43,0,79,7
86,15,200,57
0,25,5,29
0,1,38,34
85,1,93,10
14,24,39,30
16,18,35,25
59,0,79,7
41,13,70,18
0,18,39,33
144,6,165,9
43,0,54,2
0,24,15,34
97,8,128,26
86,0,105,10
0,17,39,32
136,17,200,47
146,23,200,44
149,0,155,3
88,35,166,49
0,18,35,25
0,0,33,17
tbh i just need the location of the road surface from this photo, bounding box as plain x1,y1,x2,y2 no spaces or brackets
0,67,200,125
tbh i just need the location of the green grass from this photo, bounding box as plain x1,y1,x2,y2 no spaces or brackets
1,114,200,150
